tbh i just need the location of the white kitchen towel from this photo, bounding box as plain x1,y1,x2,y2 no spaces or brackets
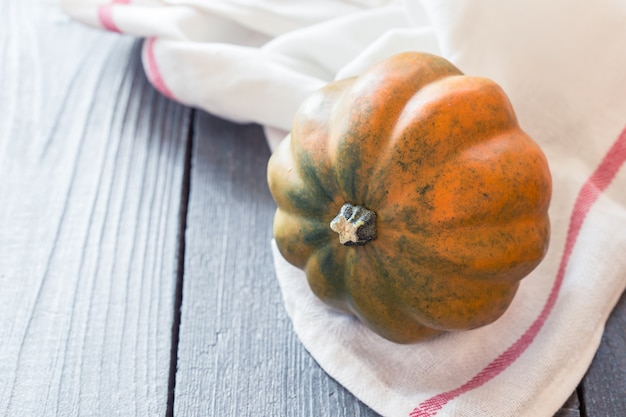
60,1,626,416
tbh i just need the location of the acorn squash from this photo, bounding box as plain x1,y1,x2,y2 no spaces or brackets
267,52,552,344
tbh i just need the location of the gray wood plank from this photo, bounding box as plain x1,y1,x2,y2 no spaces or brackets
0,2,191,415
580,290,626,417
175,113,380,416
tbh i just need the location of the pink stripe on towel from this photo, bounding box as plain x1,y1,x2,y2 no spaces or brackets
97,0,130,33
143,37,175,100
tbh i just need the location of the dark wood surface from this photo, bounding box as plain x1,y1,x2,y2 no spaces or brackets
1,2,624,416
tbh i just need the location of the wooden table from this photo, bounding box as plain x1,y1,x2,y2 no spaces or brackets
1,2,624,416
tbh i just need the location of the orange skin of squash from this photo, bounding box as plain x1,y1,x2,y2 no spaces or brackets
267,52,552,344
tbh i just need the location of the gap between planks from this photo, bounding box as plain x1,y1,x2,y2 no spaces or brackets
166,109,196,417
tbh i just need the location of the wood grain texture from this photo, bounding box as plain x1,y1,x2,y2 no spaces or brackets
0,1,190,415
174,113,380,416
580,290,626,417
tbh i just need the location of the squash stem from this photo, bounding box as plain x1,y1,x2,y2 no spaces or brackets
330,203,377,246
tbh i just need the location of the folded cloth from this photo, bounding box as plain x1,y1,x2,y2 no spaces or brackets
60,0,626,416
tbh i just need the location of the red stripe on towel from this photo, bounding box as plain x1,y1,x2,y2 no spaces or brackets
143,37,175,100
97,0,130,33
410,126,626,417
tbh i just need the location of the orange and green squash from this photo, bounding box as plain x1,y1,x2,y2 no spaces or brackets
267,52,552,344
